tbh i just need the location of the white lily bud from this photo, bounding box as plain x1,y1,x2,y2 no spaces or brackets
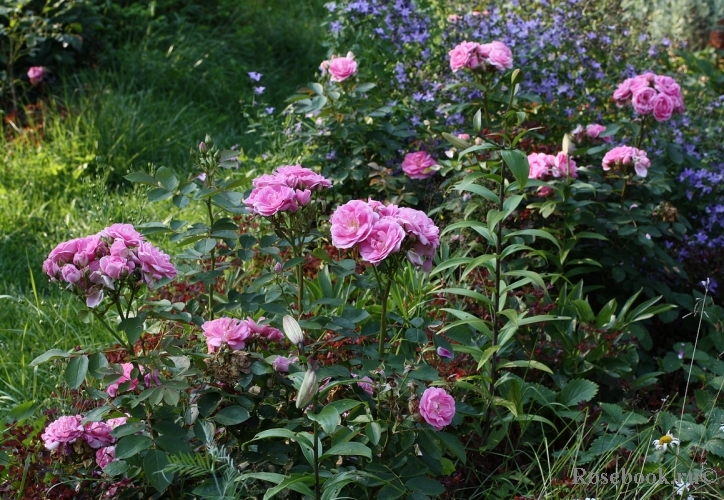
283,315,304,346
296,366,318,409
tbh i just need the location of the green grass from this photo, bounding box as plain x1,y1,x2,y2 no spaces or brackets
0,0,328,412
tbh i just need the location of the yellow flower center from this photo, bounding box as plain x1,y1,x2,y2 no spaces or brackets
658,435,673,444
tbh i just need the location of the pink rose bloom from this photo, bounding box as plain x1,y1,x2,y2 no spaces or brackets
27,66,45,85
244,184,298,216
395,208,440,248
358,219,405,265
330,200,379,249
41,415,84,450
83,421,114,449
586,124,605,139
106,417,128,429
100,224,144,246
602,146,650,177
651,93,674,121
295,189,312,206
357,376,374,395
86,289,104,308
419,387,456,431
246,317,284,342
60,264,82,284
99,255,131,280
275,165,332,190
538,186,555,197
96,446,116,469
613,78,633,103
449,42,474,72
109,239,133,259
326,52,358,82
407,241,437,272
552,152,577,178
252,173,286,189
272,355,298,373
136,242,176,286
486,41,513,71
402,151,438,180
201,317,252,353
367,199,400,218
654,75,680,96
457,133,470,141
631,87,657,115
527,153,551,179
629,74,653,93
73,235,104,268
106,363,141,397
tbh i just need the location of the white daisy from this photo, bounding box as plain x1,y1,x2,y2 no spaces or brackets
652,431,680,452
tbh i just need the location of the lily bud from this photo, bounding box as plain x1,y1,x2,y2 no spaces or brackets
283,315,304,346
296,366,318,409
199,142,207,153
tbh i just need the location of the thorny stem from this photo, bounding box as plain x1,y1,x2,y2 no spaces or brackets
206,198,216,320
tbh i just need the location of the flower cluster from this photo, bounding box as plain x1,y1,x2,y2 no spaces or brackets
244,165,331,216
448,40,513,73
201,316,284,353
527,152,578,180
401,151,438,179
41,414,127,468
42,224,177,308
330,199,440,271
105,362,160,397
571,123,612,144
613,73,684,121
319,51,358,82
419,387,456,430
602,146,651,177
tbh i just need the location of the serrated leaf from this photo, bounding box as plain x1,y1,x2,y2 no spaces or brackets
559,379,598,408
65,355,88,389
155,166,179,191
114,435,152,459
103,459,129,476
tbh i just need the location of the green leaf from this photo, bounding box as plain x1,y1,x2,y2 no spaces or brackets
114,435,152,459
366,422,382,446
262,475,316,500
559,379,599,408
497,360,552,374
155,166,179,191
214,406,250,426
119,317,144,345
307,406,340,435
148,187,173,202
29,349,69,367
7,401,38,422
144,449,173,492
64,355,88,389
405,328,427,344
500,149,529,189
124,171,158,185
321,442,373,460
406,476,445,495
437,432,466,464
102,460,129,476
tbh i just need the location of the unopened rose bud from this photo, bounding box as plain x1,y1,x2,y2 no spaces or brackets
283,315,304,346
274,262,283,273
296,366,318,408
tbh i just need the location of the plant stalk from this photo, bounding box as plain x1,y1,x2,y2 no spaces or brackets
377,276,393,358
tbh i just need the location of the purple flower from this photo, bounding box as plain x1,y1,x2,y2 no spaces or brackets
266,107,275,115
437,346,453,359
248,72,262,82
254,86,265,95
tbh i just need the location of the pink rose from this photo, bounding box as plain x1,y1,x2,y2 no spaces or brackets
83,421,114,449
96,446,116,469
60,264,82,284
272,355,298,373
651,92,674,122
486,41,513,71
106,363,141,397
585,124,605,139
327,52,358,82
73,235,104,268
246,317,284,342
244,184,298,216
552,152,577,178
357,376,374,395
631,87,657,115
367,199,400,218
402,151,438,180
419,387,456,430
358,219,405,265
527,153,551,179
629,74,653,93
100,224,144,246
109,239,132,259
653,75,680,97
395,208,440,248
330,200,379,249
295,189,312,206
106,417,127,429
136,242,176,287
99,255,131,280
449,42,473,72
27,66,45,85
252,173,286,189
201,317,252,353
406,241,437,272
41,415,84,450
613,78,633,103
602,146,650,177
275,165,332,190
